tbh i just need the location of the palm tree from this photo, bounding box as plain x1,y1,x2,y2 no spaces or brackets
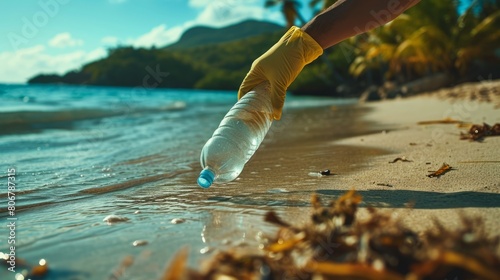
451,3,500,75
265,0,307,27
475,0,500,19
348,0,500,83
394,0,500,78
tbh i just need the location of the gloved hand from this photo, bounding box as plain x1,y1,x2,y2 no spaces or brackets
238,26,323,120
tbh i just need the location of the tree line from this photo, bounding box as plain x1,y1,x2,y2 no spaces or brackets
28,0,499,97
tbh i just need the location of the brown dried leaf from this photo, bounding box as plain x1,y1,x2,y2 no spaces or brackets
306,261,405,280
161,247,188,280
417,118,466,125
427,163,454,178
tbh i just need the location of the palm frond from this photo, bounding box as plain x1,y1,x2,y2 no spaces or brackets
264,0,280,8
470,9,500,39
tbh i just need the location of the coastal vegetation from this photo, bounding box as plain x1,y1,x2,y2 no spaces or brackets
348,1,500,85
28,0,500,97
29,20,284,90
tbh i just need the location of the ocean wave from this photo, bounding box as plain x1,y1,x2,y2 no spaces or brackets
0,101,186,135
0,109,122,125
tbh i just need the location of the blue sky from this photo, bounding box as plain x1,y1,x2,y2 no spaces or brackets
0,0,473,84
1,0,307,83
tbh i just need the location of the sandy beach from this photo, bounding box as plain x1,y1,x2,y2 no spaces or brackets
3,81,498,279
189,79,500,249
155,80,500,278
329,80,500,241
204,79,500,246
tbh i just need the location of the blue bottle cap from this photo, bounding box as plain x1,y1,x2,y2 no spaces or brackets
197,169,215,188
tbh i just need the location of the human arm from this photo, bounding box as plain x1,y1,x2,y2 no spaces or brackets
238,0,421,120
302,0,421,49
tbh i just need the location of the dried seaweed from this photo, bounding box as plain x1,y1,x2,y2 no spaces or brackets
389,157,413,163
161,248,189,280
460,123,500,141
162,191,500,280
417,119,500,141
427,163,454,178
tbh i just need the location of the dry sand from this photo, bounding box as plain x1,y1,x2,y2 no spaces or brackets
326,80,500,240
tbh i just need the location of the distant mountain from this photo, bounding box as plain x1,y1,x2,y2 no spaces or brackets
165,19,283,49
27,24,285,90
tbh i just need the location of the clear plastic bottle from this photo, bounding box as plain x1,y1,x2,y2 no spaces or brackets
197,82,273,188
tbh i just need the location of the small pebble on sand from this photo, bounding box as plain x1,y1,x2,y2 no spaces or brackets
171,218,186,224
132,240,148,247
103,215,129,224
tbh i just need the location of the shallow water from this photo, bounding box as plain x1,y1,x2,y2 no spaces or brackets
0,84,380,279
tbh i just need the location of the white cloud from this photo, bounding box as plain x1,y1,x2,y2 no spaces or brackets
49,32,84,48
128,0,282,48
101,36,120,46
128,24,185,48
187,0,275,27
0,45,106,83
194,1,275,27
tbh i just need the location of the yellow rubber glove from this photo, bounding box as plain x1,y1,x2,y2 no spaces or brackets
238,26,323,120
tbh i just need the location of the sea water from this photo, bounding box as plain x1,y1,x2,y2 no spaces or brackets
0,84,359,279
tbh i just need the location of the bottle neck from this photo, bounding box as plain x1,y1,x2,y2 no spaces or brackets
197,168,216,188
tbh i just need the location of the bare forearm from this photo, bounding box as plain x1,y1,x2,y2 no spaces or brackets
302,0,421,49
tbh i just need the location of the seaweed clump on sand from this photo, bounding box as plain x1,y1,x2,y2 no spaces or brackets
460,123,500,141
162,190,500,280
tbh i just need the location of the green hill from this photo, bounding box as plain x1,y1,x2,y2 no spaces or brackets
166,20,283,49
27,20,287,90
